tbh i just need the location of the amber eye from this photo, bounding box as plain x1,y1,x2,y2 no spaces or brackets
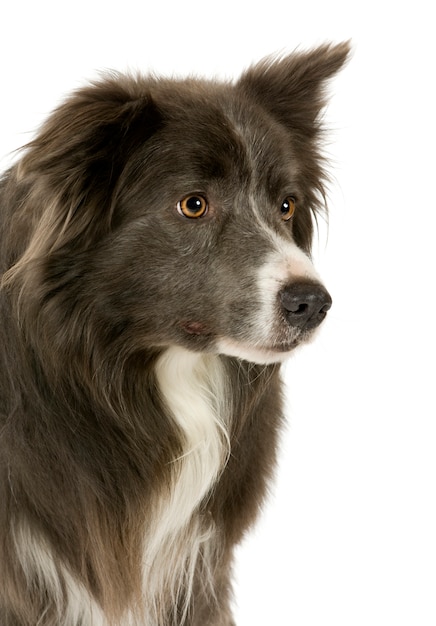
280,196,296,221
177,195,209,219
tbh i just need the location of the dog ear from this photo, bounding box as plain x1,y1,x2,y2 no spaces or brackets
237,42,351,139
17,75,163,254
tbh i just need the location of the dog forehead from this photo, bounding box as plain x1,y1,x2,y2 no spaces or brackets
154,82,295,193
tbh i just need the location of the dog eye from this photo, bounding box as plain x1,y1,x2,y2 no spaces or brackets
280,196,296,221
177,195,209,219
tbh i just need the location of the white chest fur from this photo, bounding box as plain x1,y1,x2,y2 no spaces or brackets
142,347,231,622
154,346,230,525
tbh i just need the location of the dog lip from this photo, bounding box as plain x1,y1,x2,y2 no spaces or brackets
180,321,211,336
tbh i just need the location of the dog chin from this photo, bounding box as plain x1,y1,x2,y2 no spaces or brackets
216,338,302,365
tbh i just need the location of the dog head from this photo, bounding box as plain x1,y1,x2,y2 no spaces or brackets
5,43,350,367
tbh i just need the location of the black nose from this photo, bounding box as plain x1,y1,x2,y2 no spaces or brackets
280,282,332,330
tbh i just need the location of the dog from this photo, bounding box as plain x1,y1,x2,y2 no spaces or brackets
0,43,349,625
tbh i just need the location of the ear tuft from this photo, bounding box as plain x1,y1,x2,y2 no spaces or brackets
237,41,351,138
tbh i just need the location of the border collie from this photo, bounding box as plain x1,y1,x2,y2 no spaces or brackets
0,43,350,625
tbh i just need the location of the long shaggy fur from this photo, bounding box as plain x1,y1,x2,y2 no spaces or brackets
0,43,350,625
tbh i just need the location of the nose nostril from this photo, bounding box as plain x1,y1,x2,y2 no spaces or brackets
291,303,309,315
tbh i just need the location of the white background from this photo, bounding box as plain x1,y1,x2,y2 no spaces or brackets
1,1,435,625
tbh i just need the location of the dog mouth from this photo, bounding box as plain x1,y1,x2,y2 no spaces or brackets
179,317,316,363
215,336,307,364
179,320,311,365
